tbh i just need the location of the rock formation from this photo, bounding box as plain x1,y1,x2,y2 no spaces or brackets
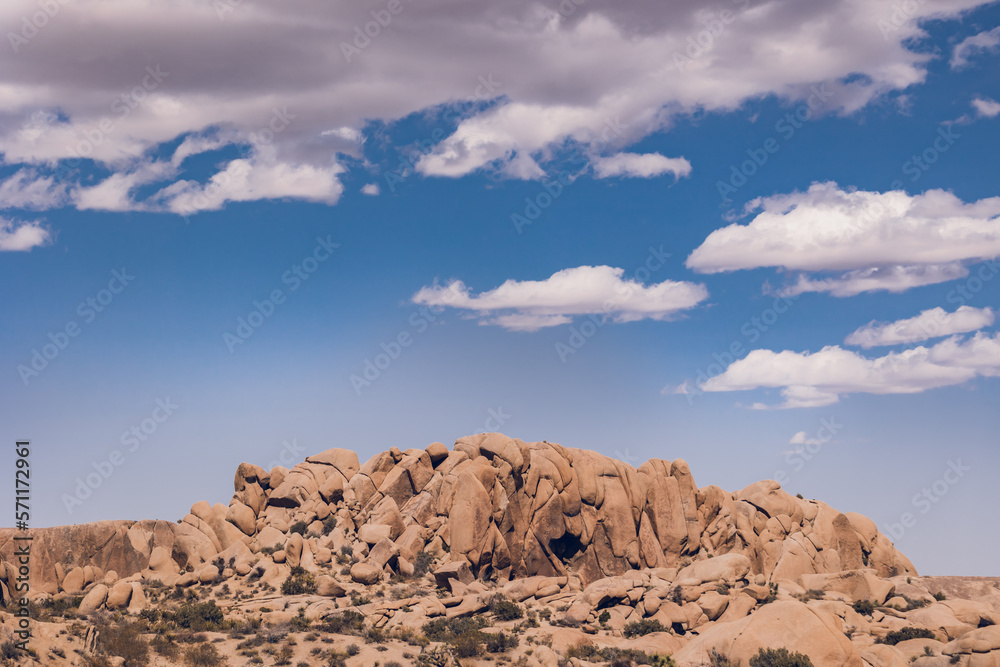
0,433,995,667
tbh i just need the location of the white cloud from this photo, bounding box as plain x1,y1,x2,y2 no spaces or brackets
951,27,1000,69
0,0,991,209
972,97,1000,118
154,147,344,215
0,217,49,251
412,265,709,332
72,161,175,212
789,431,820,446
686,183,1000,295
360,183,380,196
846,306,995,348
0,170,68,210
592,152,691,179
700,332,1000,408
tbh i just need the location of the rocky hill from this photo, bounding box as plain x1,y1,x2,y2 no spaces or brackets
0,433,997,667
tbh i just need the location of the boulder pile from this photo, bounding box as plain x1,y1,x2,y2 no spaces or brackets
1,433,994,667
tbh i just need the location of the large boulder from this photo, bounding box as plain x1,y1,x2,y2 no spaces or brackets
674,600,862,666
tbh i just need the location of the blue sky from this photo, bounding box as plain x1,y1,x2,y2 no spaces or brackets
1,0,999,575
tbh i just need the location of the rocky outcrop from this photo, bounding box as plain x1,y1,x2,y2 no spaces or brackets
0,433,915,610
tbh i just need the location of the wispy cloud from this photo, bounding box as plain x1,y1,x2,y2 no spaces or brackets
951,27,1000,69
846,306,994,348
412,265,708,332
0,217,49,251
592,152,691,180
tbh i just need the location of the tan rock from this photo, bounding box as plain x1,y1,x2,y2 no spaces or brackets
350,561,382,585
105,580,134,609
79,584,109,615
426,442,449,465
226,501,257,536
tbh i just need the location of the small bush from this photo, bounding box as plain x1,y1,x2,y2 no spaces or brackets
184,642,227,666
99,621,150,666
710,649,735,667
281,569,317,596
623,619,668,638
413,551,434,577
151,634,180,658
485,631,519,653
289,521,308,535
881,627,936,645
749,648,814,667
489,595,524,621
170,601,225,631
321,610,366,636
852,600,875,616
598,610,611,625
933,591,947,601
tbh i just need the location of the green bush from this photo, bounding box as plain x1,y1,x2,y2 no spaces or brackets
281,568,317,596
184,642,227,666
748,648,814,667
170,601,225,631
488,595,524,621
321,610,366,635
880,627,936,645
623,619,668,638
485,631,519,653
98,621,150,666
421,616,487,641
289,521,308,535
709,649,735,667
852,600,875,616
564,643,675,665
933,591,947,601
421,616,491,657
413,551,434,577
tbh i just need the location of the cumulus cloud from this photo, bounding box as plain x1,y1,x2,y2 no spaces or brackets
360,183,380,196
686,183,1000,295
951,27,1000,69
0,170,68,210
0,217,49,251
846,306,995,348
972,97,1000,118
700,332,1000,408
0,0,991,210
153,147,344,215
592,152,692,179
412,265,709,332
